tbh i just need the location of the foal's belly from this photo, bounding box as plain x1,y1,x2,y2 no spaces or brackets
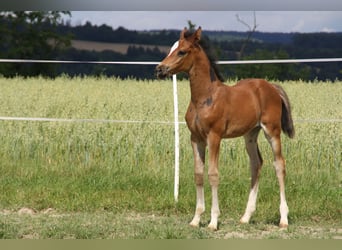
185,102,260,140
221,119,260,138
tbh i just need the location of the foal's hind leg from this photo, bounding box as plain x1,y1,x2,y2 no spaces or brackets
240,127,263,224
262,124,289,228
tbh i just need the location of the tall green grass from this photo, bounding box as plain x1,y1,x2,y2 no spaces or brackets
0,76,341,237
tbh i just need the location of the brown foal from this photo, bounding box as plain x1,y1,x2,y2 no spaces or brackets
156,27,295,230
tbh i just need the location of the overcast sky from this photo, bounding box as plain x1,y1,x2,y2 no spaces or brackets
68,11,342,33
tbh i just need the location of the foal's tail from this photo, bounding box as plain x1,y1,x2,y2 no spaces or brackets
273,84,295,138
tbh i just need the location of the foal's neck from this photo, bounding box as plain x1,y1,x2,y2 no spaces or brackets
189,52,220,105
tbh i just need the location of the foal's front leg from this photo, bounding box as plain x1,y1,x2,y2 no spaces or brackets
189,139,206,228
207,134,221,230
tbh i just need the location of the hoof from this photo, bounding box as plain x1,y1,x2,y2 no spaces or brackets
239,218,249,225
189,223,199,228
189,221,200,228
207,224,218,231
208,226,217,231
279,222,288,229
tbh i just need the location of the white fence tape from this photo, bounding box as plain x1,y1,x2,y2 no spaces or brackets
0,116,186,125
217,58,342,64
0,116,340,124
0,59,160,65
1,58,342,65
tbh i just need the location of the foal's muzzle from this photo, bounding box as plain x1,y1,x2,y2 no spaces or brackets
155,65,170,79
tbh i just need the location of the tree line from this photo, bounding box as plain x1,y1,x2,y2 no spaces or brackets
1,11,342,81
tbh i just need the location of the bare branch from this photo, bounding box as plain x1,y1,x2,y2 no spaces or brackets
236,14,252,31
236,11,259,59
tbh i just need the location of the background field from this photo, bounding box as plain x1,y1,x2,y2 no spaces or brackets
70,40,171,54
0,76,341,239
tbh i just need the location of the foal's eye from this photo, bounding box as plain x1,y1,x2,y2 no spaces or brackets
177,50,187,57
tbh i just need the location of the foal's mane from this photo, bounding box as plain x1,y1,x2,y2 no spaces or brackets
184,30,225,82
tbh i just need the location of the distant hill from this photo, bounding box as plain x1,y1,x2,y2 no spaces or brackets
204,31,294,44
59,22,342,48
58,23,295,46
8,20,342,80
58,24,342,80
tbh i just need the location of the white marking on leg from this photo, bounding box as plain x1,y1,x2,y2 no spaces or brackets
190,141,206,227
240,183,259,224
274,159,289,228
189,186,205,227
241,131,262,225
279,193,289,227
208,185,220,230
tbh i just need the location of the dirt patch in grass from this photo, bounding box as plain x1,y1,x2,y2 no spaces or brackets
1,209,341,239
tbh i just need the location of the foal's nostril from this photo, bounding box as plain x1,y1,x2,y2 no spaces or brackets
155,65,169,79
155,66,162,77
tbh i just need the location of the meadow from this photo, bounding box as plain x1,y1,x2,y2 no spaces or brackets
0,76,341,239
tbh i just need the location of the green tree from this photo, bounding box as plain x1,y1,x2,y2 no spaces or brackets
0,11,72,77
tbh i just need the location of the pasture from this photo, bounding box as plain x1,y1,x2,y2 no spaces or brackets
0,76,341,239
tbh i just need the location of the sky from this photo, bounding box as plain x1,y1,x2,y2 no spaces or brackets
68,11,342,33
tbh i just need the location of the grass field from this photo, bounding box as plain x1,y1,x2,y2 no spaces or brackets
0,76,341,239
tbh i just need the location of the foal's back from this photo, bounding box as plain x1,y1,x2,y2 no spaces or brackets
215,79,282,138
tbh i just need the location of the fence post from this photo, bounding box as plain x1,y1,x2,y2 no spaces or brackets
172,74,180,202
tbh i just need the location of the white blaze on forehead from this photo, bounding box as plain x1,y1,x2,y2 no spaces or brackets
168,41,179,56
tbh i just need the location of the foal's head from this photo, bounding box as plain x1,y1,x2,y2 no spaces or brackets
155,27,203,79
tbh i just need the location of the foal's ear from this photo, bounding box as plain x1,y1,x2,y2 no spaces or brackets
180,27,188,39
194,26,202,42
